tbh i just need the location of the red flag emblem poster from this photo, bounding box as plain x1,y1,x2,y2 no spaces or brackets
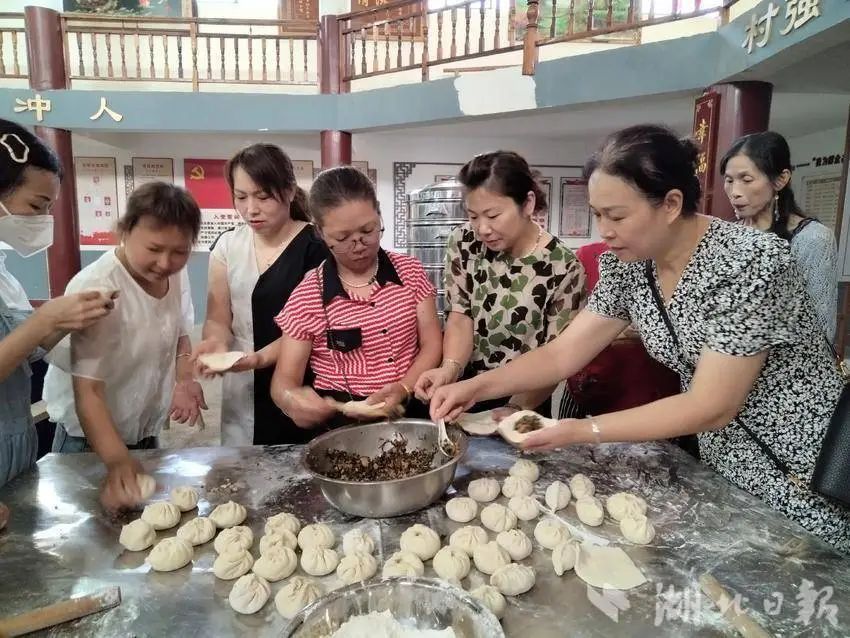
183,159,232,209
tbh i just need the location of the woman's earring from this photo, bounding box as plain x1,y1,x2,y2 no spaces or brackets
773,193,780,223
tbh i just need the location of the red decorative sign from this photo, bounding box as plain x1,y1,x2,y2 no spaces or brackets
183,158,231,210
692,91,720,215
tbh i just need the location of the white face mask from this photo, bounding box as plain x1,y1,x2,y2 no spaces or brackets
0,201,54,258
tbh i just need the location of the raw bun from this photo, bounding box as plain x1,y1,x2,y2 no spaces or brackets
229,573,271,615
176,517,216,546
507,495,540,521
449,526,488,556
606,492,648,522
491,563,535,596
119,519,156,551
340,399,402,419
497,410,557,445
297,523,335,550
544,481,571,511
569,474,595,499
469,585,506,619
552,539,581,576
213,547,254,580
342,528,375,556
252,547,298,581
467,478,500,502
300,546,340,576
620,514,656,544
147,537,193,572
259,530,298,555
275,577,322,619
508,458,540,482
136,474,156,500
209,501,247,528
495,529,533,561
472,541,511,575
265,512,301,536
480,503,517,533
336,551,378,584
141,502,181,530
445,497,478,523
170,486,199,512
456,411,499,436
214,525,254,554
534,519,570,550
198,351,246,372
575,496,605,526
433,546,471,582
382,551,425,578
399,524,440,561
501,476,533,499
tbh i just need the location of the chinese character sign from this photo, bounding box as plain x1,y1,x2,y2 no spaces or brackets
559,178,591,238
742,0,821,53
692,91,720,215
75,157,119,247
183,158,240,251
132,158,175,189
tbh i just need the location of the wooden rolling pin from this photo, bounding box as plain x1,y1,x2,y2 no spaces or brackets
699,574,772,638
0,586,121,637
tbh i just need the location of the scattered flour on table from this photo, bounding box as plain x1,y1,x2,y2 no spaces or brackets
329,610,456,638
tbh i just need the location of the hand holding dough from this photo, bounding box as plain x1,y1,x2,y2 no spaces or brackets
198,351,246,372
497,410,558,446
455,411,499,436
336,399,403,420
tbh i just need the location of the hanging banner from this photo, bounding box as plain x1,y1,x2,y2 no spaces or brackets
559,177,591,238
75,156,119,247
692,91,720,215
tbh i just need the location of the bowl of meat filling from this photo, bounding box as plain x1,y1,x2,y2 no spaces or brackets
304,419,467,518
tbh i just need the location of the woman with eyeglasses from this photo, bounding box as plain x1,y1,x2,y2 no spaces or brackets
191,144,328,445
270,167,442,436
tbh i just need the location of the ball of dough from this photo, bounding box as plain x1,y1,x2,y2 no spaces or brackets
275,576,322,619
468,477,500,503
501,476,534,499
552,539,580,576
214,525,254,554
433,546,471,582
480,503,517,533
342,528,375,556
176,517,216,546
336,551,378,584
170,486,199,512
606,492,648,522
533,519,571,550
472,541,511,575
569,474,595,499
509,459,540,482
146,537,193,572
136,474,156,501
259,530,298,555
229,573,271,615
399,524,440,561
382,551,425,578
507,495,540,521
544,481,571,511
265,512,301,536
620,514,656,544
297,523,335,550
449,526,488,556
575,496,605,526
141,502,181,530
490,563,535,596
300,546,340,576
209,501,247,528
119,519,156,552
445,497,478,523
213,547,254,580
252,547,297,582
469,585,506,619
495,529,533,561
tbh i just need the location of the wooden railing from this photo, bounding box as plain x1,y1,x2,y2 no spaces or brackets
0,13,27,79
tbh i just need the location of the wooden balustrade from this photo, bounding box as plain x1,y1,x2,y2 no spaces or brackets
0,13,27,79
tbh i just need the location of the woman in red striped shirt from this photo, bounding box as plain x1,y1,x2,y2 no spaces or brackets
271,167,442,435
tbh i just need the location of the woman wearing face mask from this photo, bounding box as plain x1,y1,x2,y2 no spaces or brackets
431,125,850,553
414,151,586,419
270,167,442,436
721,131,838,340
0,120,115,492
192,144,328,446
43,182,205,509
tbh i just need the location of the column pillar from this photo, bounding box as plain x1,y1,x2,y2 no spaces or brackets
318,14,352,169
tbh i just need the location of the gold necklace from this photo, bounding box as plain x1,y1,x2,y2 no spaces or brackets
338,261,379,288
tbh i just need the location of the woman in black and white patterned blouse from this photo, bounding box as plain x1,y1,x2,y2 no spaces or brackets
431,124,850,553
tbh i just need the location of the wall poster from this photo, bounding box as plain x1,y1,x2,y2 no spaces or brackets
75,156,119,247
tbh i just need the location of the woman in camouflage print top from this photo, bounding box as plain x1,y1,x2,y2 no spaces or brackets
414,151,586,417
